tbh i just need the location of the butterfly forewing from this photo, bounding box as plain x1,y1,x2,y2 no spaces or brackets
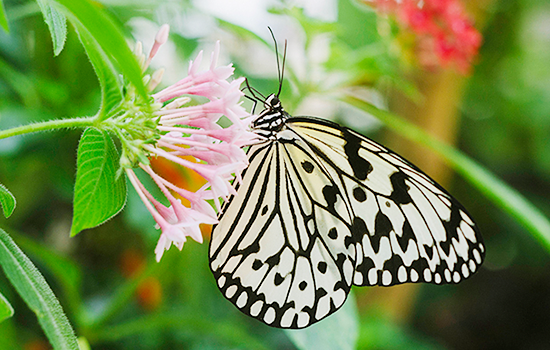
209,114,484,329
288,117,484,286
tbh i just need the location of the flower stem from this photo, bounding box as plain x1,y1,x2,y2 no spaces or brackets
0,116,96,140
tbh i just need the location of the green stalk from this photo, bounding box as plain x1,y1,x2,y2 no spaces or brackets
0,116,95,140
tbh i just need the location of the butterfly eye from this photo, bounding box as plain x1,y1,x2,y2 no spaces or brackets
271,96,280,107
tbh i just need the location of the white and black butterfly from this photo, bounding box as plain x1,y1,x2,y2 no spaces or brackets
209,37,484,329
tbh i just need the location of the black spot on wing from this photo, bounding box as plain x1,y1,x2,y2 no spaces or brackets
299,281,307,290
351,217,368,242
274,273,284,286
266,253,281,267
397,220,416,252
301,160,314,173
388,172,413,204
328,227,338,240
316,287,327,299
346,217,367,249
236,240,260,256
317,261,327,274
322,185,339,209
343,130,373,180
353,186,367,202
371,212,393,253
252,259,262,270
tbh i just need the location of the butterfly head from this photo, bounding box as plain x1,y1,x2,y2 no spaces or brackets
264,94,282,110
251,94,289,135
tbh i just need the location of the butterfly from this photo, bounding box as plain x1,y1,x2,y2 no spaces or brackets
209,36,484,329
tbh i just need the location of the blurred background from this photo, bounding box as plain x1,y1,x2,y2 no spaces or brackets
1,0,550,349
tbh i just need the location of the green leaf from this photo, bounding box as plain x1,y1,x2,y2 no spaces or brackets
342,94,550,254
0,292,14,323
52,0,148,99
0,0,9,32
0,183,16,218
71,127,126,236
73,21,123,118
0,229,79,349
284,293,359,350
12,232,82,317
36,0,67,56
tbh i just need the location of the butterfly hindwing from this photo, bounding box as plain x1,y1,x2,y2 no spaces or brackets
209,115,484,329
210,132,356,328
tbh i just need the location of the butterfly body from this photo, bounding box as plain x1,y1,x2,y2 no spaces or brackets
209,94,484,329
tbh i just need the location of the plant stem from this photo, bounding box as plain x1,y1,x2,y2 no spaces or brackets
0,117,96,140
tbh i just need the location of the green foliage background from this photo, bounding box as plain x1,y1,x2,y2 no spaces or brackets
0,0,549,349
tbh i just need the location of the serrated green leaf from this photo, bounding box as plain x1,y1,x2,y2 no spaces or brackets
0,292,14,323
73,21,123,119
52,0,148,99
36,0,67,56
71,127,126,236
0,229,79,349
0,183,16,218
284,293,359,350
0,0,9,33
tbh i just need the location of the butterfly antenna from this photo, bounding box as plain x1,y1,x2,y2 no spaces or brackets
277,40,287,97
243,78,267,101
267,27,283,92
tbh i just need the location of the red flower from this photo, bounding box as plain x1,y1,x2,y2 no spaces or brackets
364,0,482,72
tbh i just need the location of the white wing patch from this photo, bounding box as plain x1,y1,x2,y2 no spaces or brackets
209,116,484,329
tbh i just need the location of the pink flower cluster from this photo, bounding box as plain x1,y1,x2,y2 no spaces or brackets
366,0,482,72
126,27,256,261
